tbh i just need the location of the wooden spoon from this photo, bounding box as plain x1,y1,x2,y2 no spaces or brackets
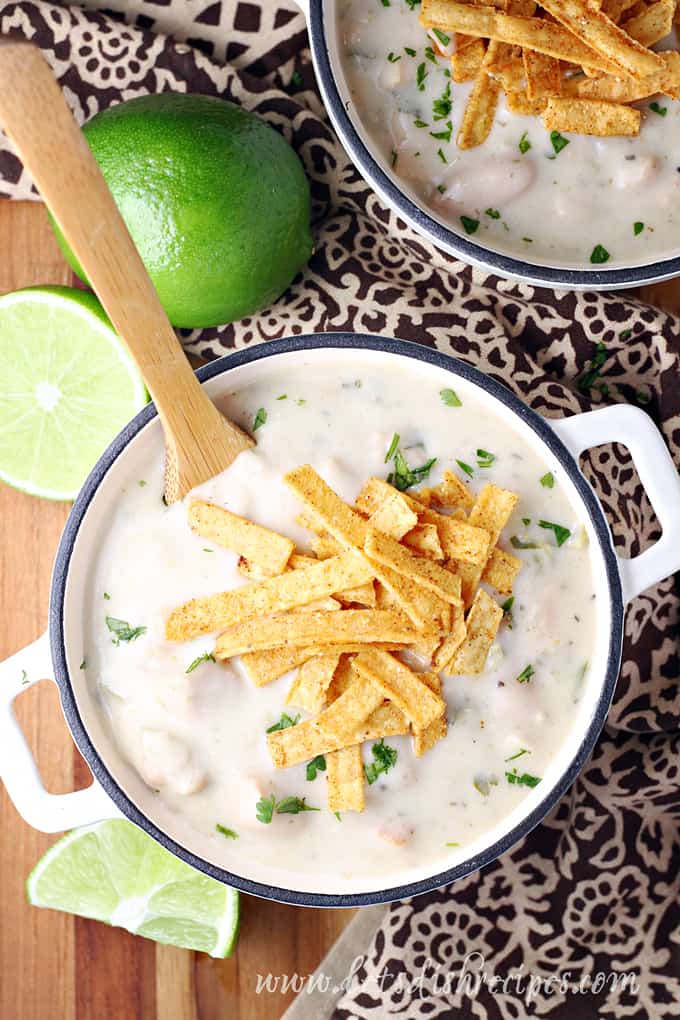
0,41,254,502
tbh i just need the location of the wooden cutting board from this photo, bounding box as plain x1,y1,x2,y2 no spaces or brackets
1,199,677,1020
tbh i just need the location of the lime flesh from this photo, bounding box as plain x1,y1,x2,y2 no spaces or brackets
27,819,240,957
0,286,147,500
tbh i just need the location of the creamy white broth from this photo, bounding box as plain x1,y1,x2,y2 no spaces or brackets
85,363,596,882
337,1,680,268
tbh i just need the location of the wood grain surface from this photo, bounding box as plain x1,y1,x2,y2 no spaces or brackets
1,199,678,1020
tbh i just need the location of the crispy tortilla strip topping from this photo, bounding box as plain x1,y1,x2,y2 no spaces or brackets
437,516,491,565
543,96,641,135
334,580,377,607
286,652,342,713
241,646,319,687
327,746,365,813
188,499,294,575
353,649,446,730
355,476,396,516
214,610,418,659
484,41,525,91
365,525,463,605
315,673,385,744
602,0,639,20
292,596,342,613
420,0,621,73
458,42,503,148
621,0,674,46
413,673,448,757
356,701,410,740
565,50,680,100
403,522,445,560
369,490,419,540
452,37,487,80
285,465,367,549
310,533,342,559
538,0,663,77
507,91,549,114
432,603,468,672
482,547,523,594
447,589,504,675
417,469,475,509
523,48,562,98
166,549,373,640
453,482,520,604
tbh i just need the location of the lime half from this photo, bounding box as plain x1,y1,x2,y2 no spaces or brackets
0,286,147,500
27,819,240,957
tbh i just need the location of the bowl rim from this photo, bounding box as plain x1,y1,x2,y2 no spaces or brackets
308,0,680,291
49,333,624,907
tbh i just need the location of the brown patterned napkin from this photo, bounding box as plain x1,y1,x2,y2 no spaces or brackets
1,2,678,1015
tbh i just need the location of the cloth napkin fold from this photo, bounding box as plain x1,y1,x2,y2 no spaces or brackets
1,2,678,1016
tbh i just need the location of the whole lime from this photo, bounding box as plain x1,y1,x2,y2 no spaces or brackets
52,94,313,328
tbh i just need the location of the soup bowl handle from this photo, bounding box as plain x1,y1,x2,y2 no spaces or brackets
551,406,680,604
0,631,121,833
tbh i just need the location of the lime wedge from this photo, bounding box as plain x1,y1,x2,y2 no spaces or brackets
0,286,147,500
27,820,240,957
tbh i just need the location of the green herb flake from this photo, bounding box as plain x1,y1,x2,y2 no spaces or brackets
540,471,555,488
485,208,501,219
590,244,610,265
334,811,342,821
138,480,147,487
203,547,214,553
404,0,421,9
505,748,530,762
445,841,460,847
21,669,29,686
460,215,479,235
456,458,474,478
414,119,428,129
476,448,495,468
425,45,437,63
364,739,398,785
577,341,608,393
437,147,447,164
216,823,238,840
433,28,450,46
416,62,428,91
506,769,541,788
550,130,570,154
440,388,462,407
186,651,216,674
266,712,300,734
386,444,437,491
306,754,327,781
277,394,287,401
275,796,319,815
510,536,539,550
106,617,147,645
649,101,667,117
387,51,401,63
404,46,417,56
501,596,515,617
430,120,453,142
380,0,391,6
252,407,267,431
80,659,87,670
633,221,644,236
296,398,307,406
437,184,446,193
516,664,535,684
256,793,276,824
538,519,571,546
103,592,111,600
384,432,400,464
432,81,452,120
519,131,531,154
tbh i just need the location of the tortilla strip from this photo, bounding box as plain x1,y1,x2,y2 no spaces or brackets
506,91,549,114
403,522,445,560
436,516,491,565
292,596,342,613
484,41,525,91
356,477,401,515
315,673,385,744
543,96,641,135
286,652,342,713
420,0,622,73
565,50,680,99
369,490,419,540
447,589,504,675
327,746,365,813
416,469,475,509
334,581,377,607
352,649,446,730
289,552,318,569
365,526,463,605
413,674,448,757
537,0,664,77
241,643,389,687
458,42,503,148
310,534,343,559
285,465,367,549
432,603,468,672
215,610,418,658
357,702,410,739
166,548,373,640
622,0,674,46
187,499,294,576
482,547,523,594
370,561,435,628
602,0,639,20
523,48,562,98
452,37,487,80
454,483,519,605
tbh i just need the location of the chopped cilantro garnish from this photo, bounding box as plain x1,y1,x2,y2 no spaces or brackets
460,215,479,235
476,448,495,468
256,793,319,823
440,388,462,407
103,592,111,600
522,517,531,527
384,432,400,463
578,341,607,393
506,769,541,788
21,669,29,685
414,118,428,128
106,617,146,645
256,794,275,824
437,147,447,164
519,131,531,154
425,45,437,63
306,755,327,781
186,651,215,673
437,184,446,193
404,0,421,8
433,28,450,46
432,81,452,120
387,446,437,491
277,394,287,400
380,0,390,6
216,823,238,840
364,739,398,784
252,407,267,431
516,664,535,684
485,208,501,219
633,221,644,236
540,471,554,488
266,712,300,734
501,595,514,617
138,480,147,487
387,51,401,63
416,62,428,91
430,120,452,142
334,811,342,821
80,659,87,670
456,459,474,478
538,519,571,546
649,101,667,117
590,244,610,265
404,46,417,56
505,748,529,762
510,536,539,550
550,130,570,154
